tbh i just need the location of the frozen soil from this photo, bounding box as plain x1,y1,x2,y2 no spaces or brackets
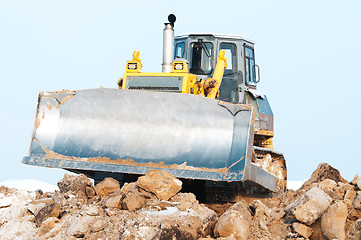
1,164,361,240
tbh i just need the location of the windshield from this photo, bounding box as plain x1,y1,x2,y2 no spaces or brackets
189,41,213,75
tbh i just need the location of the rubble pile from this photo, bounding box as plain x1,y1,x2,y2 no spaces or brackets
1,164,361,239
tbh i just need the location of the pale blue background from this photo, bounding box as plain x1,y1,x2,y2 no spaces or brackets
1,0,360,184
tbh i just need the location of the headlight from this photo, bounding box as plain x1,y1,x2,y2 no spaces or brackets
174,63,183,70
127,63,138,70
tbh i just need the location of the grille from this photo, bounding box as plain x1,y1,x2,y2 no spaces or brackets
128,86,180,91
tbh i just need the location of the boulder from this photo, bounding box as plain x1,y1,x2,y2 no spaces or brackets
170,192,198,211
214,200,251,239
309,219,327,240
344,188,357,203
160,216,203,240
160,205,217,239
28,202,46,216
292,222,312,238
353,192,361,209
317,179,337,191
105,195,123,209
347,218,361,240
85,205,100,216
35,202,61,227
286,187,332,225
351,174,361,190
66,216,94,238
38,217,58,236
121,217,161,240
94,178,120,197
301,163,346,190
120,182,138,195
136,170,182,201
57,174,95,198
348,193,361,221
123,190,146,211
321,201,348,240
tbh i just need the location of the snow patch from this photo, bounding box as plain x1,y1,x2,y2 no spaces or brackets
0,179,58,192
143,207,179,216
0,197,12,208
287,180,306,190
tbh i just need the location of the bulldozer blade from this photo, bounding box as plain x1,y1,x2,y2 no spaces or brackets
23,88,276,189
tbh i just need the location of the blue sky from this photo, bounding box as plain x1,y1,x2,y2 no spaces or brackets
1,0,360,184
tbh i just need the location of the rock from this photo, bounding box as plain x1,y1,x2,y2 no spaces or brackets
121,217,161,240
193,204,218,237
57,174,95,198
347,218,361,240
351,174,361,190
320,201,348,240
324,189,342,200
292,222,312,238
301,163,346,190
214,200,251,239
85,205,100,216
105,208,116,216
123,190,146,211
353,192,361,209
345,188,357,203
309,219,327,240
38,217,58,236
94,177,120,197
28,202,46,216
159,205,217,239
286,187,332,225
170,192,198,211
250,200,271,232
66,216,94,238
35,202,61,227
334,185,347,199
136,169,182,201
349,193,361,221
250,200,271,220
318,179,337,191
160,216,202,240
158,201,173,210
105,195,123,209
120,182,138,195
85,186,96,198
91,219,105,232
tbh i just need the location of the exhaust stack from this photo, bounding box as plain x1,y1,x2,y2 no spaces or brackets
162,14,176,73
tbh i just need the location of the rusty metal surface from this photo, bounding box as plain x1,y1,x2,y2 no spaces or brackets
24,88,257,182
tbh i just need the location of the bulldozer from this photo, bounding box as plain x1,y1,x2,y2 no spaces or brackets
23,15,286,202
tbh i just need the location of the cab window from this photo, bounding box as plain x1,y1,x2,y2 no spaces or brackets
218,43,239,103
175,42,185,58
220,43,237,74
189,41,213,75
245,47,256,85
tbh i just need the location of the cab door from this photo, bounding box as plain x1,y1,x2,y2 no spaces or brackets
244,46,256,86
218,42,239,103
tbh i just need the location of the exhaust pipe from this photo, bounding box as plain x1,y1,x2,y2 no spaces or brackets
162,14,176,73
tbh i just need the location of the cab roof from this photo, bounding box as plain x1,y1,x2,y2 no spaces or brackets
175,33,255,45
